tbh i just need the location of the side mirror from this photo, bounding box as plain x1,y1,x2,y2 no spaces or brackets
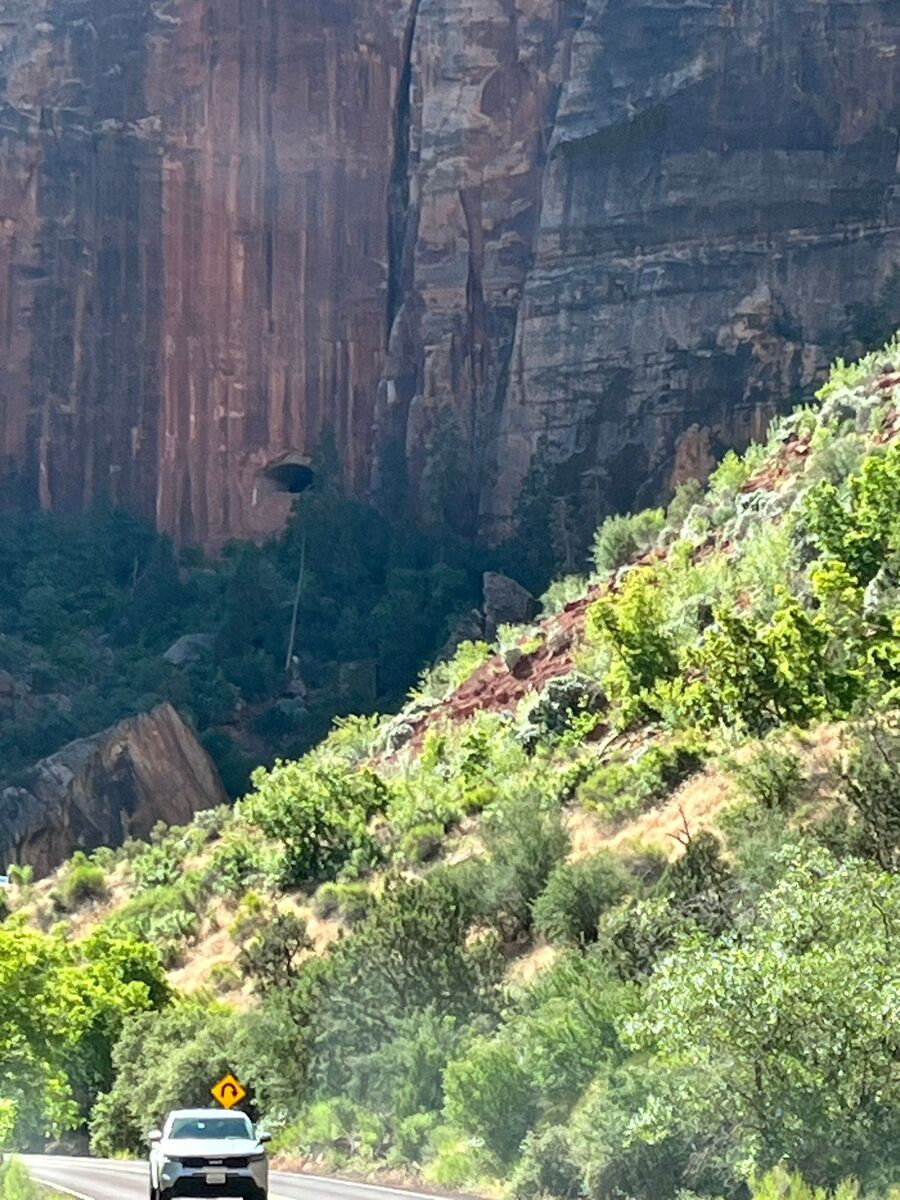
258,1132,272,1144
148,1130,162,1144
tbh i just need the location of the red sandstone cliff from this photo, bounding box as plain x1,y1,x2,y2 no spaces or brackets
0,0,899,548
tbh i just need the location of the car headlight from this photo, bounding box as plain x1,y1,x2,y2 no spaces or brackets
248,1152,267,1162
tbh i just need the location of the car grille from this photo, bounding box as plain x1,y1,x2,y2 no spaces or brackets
177,1157,250,1169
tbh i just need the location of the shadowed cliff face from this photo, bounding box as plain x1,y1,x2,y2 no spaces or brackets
0,0,898,547
476,0,900,539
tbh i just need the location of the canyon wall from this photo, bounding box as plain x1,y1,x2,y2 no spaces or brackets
0,0,898,548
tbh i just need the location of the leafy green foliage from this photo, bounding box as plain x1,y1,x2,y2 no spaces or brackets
444,1037,537,1164
802,444,900,586
592,510,665,576
0,926,168,1148
577,734,704,820
837,716,900,870
586,569,679,724
55,853,108,912
533,853,632,945
0,1158,43,1200
626,848,900,1189
479,791,570,939
241,758,386,886
312,882,372,924
731,741,805,813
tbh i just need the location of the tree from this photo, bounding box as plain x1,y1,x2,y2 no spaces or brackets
625,847,900,1188
241,758,386,886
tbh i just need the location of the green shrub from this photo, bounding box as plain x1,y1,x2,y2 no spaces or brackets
131,843,182,892
0,1157,40,1200
731,741,805,812
592,509,665,576
422,1125,487,1188
398,822,444,864
204,831,269,897
107,885,199,965
444,1036,537,1164
236,908,311,994
409,640,492,705
578,735,704,821
586,568,679,725
481,791,570,938
241,758,386,887
838,716,900,871
511,1125,582,1200
56,852,108,911
312,881,372,925
533,853,632,946
517,673,606,750
665,478,705,531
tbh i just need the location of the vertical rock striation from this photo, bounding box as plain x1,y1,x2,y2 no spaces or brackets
0,0,898,548
477,0,900,538
0,0,413,546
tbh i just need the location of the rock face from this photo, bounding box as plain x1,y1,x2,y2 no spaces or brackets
0,0,414,545
0,703,228,876
476,0,900,539
0,0,898,548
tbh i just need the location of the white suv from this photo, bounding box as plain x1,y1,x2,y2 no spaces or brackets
149,1108,270,1200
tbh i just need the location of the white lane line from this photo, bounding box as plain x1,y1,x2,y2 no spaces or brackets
275,1172,444,1200
27,1177,96,1200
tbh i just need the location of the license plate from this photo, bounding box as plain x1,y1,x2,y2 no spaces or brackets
206,1172,227,1185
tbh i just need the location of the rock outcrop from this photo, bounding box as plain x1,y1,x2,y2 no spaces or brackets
0,0,898,549
0,703,227,876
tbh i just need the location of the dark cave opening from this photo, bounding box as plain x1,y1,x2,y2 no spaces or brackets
261,456,315,495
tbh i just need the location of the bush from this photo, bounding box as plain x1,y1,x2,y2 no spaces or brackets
481,791,570,938
131,843,182,892
312,881,372,925
578,735,704,821
586,568,679,725
107,885,199,966
592,509,665,576
444,1036,537,1165
241,758,386,886
731,741,805,812
56,852,108,911
0,1158,40,1200
236,908,311,994
517,673,606,750
398,822,444,864
838,716,900,871
511,1125,582,1200
533,853,632,946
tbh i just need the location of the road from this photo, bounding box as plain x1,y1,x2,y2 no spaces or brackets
22,1156,439,1200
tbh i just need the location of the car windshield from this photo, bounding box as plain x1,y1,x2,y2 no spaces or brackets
168,1116,253,1140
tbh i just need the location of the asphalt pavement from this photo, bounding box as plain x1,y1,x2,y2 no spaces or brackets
22,1155,441,1200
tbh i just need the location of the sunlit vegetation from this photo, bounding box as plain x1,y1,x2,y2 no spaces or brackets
6,341,900,1199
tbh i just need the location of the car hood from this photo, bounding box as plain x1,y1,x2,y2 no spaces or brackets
160,1138,263,1158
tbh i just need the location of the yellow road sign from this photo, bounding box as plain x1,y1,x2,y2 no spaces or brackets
211,1073,247,1110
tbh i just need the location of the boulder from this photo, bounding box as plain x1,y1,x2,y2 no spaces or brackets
483,573,538,642
163,633,215,667
0,704,228,877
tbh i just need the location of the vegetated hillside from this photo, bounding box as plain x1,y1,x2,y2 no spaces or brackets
0,443,510,801
7,343,900,1198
